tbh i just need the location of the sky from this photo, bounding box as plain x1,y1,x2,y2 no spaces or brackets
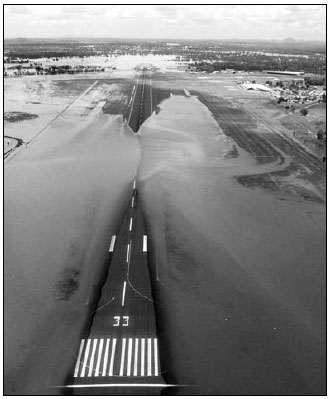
4,4,326,41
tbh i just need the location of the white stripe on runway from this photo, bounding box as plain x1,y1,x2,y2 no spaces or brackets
131,196,134,208
119,338,127,376
154,338,159,376
74,339,85,377
133,180,136,189
126,244,131,263
147,338,152,376
109,338,116,376
134,338,139,376
129,217,133,231
109,235,116,252
121,281,127,307
95,339,104,377
127,338,133,376
141,338,145,376
80,339,91,377
102,339,110,377
143,235,147,252
88,339,98,377
66,383,176,388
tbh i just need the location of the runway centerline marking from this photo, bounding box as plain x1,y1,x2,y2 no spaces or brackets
129,217,133,231
126,243,131,263
109,235,116,252
143,235,147,252
132,196,134,208
133,180,136,189
121,281,127,307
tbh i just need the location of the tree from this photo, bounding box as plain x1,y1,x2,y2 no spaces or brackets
300,108,308,116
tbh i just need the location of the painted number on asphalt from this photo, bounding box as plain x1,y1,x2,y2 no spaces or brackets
113,316,129,327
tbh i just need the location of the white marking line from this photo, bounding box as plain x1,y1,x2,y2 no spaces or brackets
74,339,85,377
119,338,127,376
88,339,98,377
133,180,136,189
66,383,177,388
108,338,117,376
134,338,139,376
108,338,116,376
127,338,133,376
147,338,152,376
131,196,134,208
95,339,104,377
121,281,127,307
128,78,140,125
129,217,133,231
126,243,131,263
154,338,159,376
143,235,147,252
102,339,110,377
80,339,91,377
141,338,145,376
109,235,116,252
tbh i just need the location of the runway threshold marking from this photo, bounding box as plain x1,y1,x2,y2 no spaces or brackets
119,338,127,376
80,339,91,377
121,281,127,306
127,338,133,376
147,338,152,376
141,338,145,376
74,339,85,377
102,339,110,376
134,338,139,376
95,338,104,376
73,337,159,378
109,338,117,376
88,339,97,377
109,235,116,252
143,235,147,252
154,338,159,376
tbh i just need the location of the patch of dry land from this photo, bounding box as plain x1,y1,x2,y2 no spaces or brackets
4,68,326,395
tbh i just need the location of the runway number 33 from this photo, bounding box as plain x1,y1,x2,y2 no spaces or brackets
113,316,129,326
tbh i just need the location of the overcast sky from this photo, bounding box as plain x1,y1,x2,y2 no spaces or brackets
4,5,326,41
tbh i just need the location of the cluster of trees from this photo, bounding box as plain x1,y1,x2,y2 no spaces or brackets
190,52,325,75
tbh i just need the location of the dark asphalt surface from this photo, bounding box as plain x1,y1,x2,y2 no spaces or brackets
128,70,152,132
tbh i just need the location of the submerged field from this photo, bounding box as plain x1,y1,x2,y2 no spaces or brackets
4,68,326,394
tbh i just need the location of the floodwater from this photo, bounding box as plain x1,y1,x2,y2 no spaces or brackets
138,94,326,395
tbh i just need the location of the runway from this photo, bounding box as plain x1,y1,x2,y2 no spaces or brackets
127,69,153,132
